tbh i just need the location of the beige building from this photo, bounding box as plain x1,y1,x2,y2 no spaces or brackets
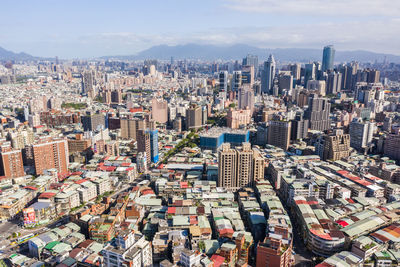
120,118,146,140
151,98,168,124
218,143,265,189
316,131,351,161
186,105,203,130
227,108,252,129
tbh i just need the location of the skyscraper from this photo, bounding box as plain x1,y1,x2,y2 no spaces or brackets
149,129,159,163
288,63,301,81
232,71,242,93
304,63,316,87
241,65,255,87
242,54,259,77
277,71,293,95
219,71,228,99
326,71,342,95
322,45,335,72
261,55,276,94
304,94,331,131
238,85,255,113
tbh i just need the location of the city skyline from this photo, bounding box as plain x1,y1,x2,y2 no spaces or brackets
0,0,399,58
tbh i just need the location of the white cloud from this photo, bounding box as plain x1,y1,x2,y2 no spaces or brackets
223,0,400,16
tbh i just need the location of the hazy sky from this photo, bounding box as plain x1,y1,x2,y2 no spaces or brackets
0,0,399,58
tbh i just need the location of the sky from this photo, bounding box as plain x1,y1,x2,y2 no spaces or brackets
0,0,399,58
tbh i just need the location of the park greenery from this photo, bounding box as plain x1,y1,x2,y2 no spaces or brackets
61,102,88,109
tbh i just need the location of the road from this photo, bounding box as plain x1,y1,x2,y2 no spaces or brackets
276,194,313,267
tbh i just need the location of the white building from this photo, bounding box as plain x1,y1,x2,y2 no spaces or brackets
180,249,201,267
349,118,376,152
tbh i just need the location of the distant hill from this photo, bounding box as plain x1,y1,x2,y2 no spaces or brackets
0,46,38,61
103,44,400,63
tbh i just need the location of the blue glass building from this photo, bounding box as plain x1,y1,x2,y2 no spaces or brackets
200,128,250,150
149,129,159,163
322,45,335,72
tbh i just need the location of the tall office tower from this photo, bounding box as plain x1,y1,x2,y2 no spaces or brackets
268,120,292,150
307,80,326,96
137,129,151,166
32,138,69,175
322,45,335,72
211,63,219,73
219,71,228,99
256,237,292,267
367,70,380,84
289,63,301,81
314,61,323,80
151,98,168,124
315,130,350,161
81,71,94,94
304,63,316,87
186,105,203,130
349,118,376,152
338,64,349,90
218,143,237,188
242,54,259,76
232,71,242,93
111,89,122,104
304,94,331,131
384,134,400,161
149,129,159,163
291,113,309,141
326,72,342,95
81,113,105,132
103,89,112,104
0,150,24,178
120,118,145,140
261,54,276,94
238,85,255,113
242,65,255,87
236,143,254,188
346,62,358,90
217,143,264,189
278,72,293,94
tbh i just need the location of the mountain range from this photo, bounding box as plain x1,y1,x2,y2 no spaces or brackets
103,44,400,63
1,44,400,63
0,46,38,61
